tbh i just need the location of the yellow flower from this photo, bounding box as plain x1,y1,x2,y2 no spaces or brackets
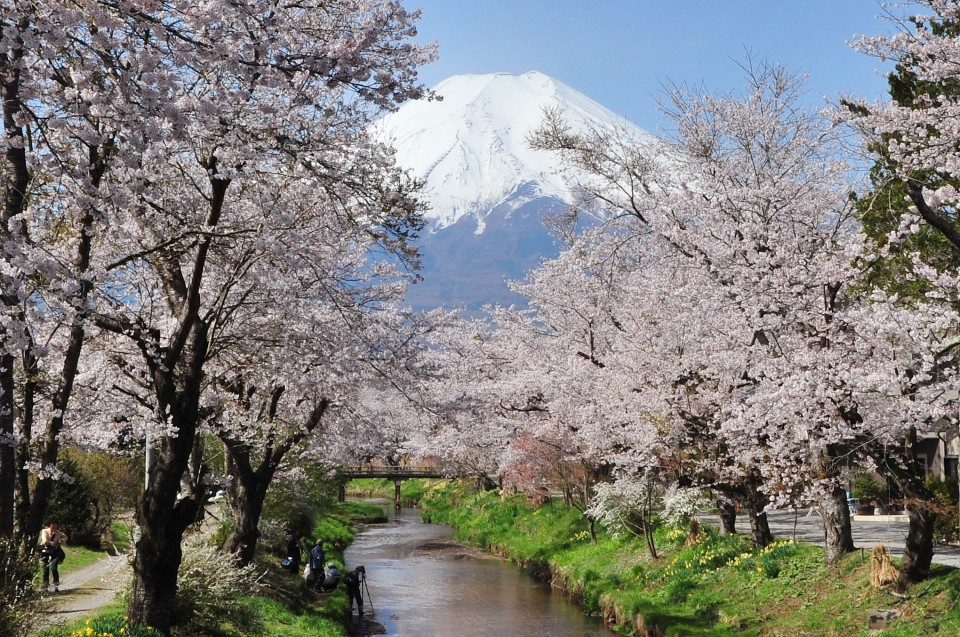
756,566,763,573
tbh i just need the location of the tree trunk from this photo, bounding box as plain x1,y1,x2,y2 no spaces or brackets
747,502,773,547
894,427,935,589
223,488,264,567
129,435,205,634
716,498,737,535
0,26,28,537
127,325,208,635
897,499,935,591
13,352,36,544
644,521,658,560
218,395,328,568
478,473,498,491
24,325,88,545
222,448,269,567
820,483,855,564
0,355,15,537
7,104,99,546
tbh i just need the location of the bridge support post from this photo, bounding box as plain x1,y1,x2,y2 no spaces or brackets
394,480,402,510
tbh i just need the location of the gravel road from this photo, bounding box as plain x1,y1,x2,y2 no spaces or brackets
32,553,130,632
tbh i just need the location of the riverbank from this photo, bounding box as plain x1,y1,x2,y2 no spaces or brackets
418,481,960,636
29,501,383,637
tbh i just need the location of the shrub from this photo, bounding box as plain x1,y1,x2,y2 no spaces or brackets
49,450,141,548
47,455,97,546
207,508,233,552
70,450,140,543
172,534,264,633
586,476,663,539
925,475,959,544
256,516,287,558
0,537,40,637
852,472,885,502
662,486,707,527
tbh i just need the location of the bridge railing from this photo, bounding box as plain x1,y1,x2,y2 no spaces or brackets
338,465,446,479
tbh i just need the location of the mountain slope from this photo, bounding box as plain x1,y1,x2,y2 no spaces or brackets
376,71,656,309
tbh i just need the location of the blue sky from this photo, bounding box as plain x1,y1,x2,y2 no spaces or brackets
405,0,903,132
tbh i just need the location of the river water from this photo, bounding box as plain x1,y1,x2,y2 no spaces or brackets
342,504,612,637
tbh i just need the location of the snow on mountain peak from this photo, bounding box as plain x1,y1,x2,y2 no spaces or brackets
374,71,654,231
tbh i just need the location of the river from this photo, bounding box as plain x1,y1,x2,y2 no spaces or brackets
342,503,613,637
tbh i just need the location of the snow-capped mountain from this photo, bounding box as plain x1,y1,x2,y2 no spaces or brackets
375,71,656,310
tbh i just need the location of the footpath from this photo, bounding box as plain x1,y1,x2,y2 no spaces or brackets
32,553,129,633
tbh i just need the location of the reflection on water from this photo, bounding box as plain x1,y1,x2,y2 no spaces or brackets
343,502,612,637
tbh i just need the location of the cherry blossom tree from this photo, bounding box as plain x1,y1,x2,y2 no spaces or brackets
1,0,130,546
416,316,522,489
528,61,872,559
4,1,435,632
502,216,780,546
840,0,960,586
207,267,438,567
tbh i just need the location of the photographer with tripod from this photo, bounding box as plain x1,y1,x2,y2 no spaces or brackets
343,564,368,617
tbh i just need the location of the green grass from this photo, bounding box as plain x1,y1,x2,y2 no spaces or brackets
334,500,389,524
55,544,107,574
108,522,134,552
420,480,960,637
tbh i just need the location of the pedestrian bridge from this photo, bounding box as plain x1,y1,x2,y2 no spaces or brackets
337,465,448,505
339,465,447,480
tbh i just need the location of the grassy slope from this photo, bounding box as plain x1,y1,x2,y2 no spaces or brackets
419,481,960,637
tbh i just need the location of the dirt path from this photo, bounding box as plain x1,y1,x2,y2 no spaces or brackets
32,553,129,632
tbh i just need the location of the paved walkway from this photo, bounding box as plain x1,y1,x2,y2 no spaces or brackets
703,509,960,569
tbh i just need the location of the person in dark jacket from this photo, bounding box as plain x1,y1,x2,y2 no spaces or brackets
284,530,304,573
39,519,68,592
343,565,366,616
308,540,326,589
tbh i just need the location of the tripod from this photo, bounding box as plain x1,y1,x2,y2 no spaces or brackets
361,572,375,615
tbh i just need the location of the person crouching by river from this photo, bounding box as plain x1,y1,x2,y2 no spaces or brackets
343,565,365,616
322,562,340,592
39,519,68,592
